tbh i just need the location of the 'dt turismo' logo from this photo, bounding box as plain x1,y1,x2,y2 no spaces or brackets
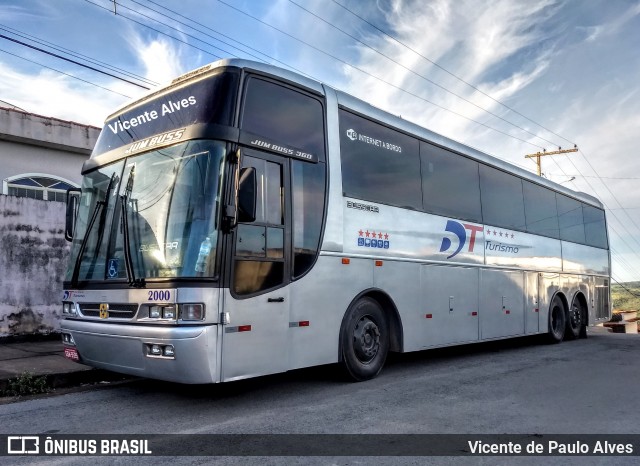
439,220,483,259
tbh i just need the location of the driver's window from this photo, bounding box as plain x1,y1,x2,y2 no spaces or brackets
233,154,285,296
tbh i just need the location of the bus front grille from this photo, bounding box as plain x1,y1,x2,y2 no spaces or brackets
79,303,139,319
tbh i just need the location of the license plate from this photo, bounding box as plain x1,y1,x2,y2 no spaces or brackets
64,347,79,361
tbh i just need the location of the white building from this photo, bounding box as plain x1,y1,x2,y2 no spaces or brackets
0,105,100,201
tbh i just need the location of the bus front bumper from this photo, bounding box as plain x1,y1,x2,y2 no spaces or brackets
60,319,219,384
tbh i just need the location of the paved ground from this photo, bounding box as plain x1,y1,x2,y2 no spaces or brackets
0,339,90,380
0,337,125,397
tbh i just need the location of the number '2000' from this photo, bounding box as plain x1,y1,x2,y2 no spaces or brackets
148,290,171,301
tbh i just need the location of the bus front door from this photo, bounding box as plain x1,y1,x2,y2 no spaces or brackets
220,150,291,381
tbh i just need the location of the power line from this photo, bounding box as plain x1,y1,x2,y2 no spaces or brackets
540,141,640,259
577,148,640,243
116,0,640,272
133,0,315,80
283,0,638,258
0,24,158,87
5,1,630,282
612,278,640,298
0,47,131,98
214,0,546,150
552,155,640,282
560,152,640,256
121,0,540,150
112,0,246,60
0,33,150,90
330,0,577,148
114,0,548,150
602,222,640,278
288,0,563,149
91,0,315,83
7,2,637,276
543,156,640,281
83,0,224,62
610,247,640,281
131,0,268,65
546,173,640,180
145,2,638,281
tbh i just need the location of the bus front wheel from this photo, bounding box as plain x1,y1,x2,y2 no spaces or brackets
340,297,389,382
547,296,566,343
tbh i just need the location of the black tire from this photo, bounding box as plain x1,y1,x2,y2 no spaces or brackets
547,296,566,343
579,303,588,339
340,297,389,382
566,299,587,340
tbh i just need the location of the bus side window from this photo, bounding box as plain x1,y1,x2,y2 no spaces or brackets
522,180,560,239
419,141,481,223
557,194,586,244
291,160,326,278
582,204,607,248
241,77,326,161
339,109,421,210
479,165,526,231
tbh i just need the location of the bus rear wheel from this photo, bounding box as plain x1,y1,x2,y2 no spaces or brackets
547,296,566,343
340,297,389,382
566,299,587,340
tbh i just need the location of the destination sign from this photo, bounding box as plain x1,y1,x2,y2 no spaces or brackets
92,71,239,157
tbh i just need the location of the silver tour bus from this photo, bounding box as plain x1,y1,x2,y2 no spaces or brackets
61,59,611,383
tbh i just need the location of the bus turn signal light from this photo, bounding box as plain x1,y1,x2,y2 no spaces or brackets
180,303,204,321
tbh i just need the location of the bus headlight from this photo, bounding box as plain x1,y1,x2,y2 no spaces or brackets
180,303,204,321
162,307,176,319
147,305,176,320
149,306,161,319
62,302,77,316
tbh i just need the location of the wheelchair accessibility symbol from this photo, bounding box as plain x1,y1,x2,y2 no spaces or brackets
108,259,118,278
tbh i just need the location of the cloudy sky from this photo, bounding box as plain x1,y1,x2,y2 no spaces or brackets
1,0,639,282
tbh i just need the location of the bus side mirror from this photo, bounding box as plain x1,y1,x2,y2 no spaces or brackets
237,167,256,223
65,188,81,242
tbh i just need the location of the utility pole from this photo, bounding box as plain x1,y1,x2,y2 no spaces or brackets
525,145,578,176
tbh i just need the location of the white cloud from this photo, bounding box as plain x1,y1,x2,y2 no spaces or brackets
128,34,187,85
0,59,133,126
0,33,187,126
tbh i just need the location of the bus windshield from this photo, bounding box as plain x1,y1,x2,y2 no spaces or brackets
67,139,226,282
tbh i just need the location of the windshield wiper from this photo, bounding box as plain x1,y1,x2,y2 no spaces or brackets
70,174,116,287
120,167,145,288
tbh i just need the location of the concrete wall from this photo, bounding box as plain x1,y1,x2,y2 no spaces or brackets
0,195,68,336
